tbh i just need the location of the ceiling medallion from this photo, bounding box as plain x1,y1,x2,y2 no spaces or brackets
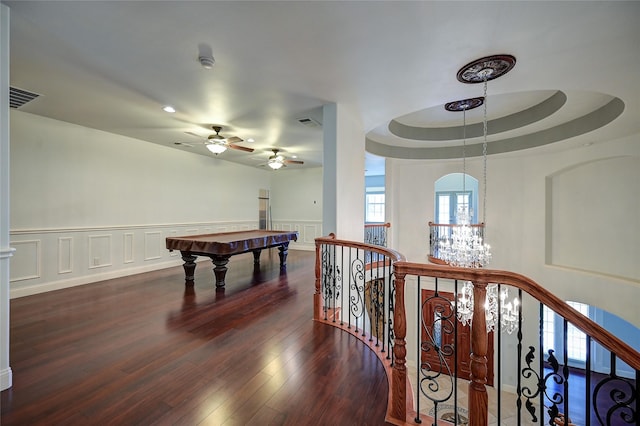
456,54,516,84
444,96,484,112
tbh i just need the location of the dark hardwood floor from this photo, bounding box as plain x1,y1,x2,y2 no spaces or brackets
1,249,389,425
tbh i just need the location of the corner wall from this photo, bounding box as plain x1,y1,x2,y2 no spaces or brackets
1,2,13,391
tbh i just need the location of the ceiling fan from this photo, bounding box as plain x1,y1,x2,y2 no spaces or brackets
204,126,254,155
267,149,304,170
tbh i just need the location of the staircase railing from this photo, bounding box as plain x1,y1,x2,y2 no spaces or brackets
428,221,485,264
365,222,391,247
315,234,640,426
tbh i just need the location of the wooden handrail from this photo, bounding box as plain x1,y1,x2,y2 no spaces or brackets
394,261,640,371
428,221,485,228
365,222,391,228
315,235,404,262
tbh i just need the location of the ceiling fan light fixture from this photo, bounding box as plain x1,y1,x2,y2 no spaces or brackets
206,142,227,154
268,158,284,170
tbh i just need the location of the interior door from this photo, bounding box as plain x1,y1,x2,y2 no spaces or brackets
420,289,494,386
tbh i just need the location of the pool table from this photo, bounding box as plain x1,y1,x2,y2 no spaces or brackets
166,230,299,287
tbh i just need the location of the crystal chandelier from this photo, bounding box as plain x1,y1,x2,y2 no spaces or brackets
441,55,520,333
439,95,491,270
438,207,492,269
456,282,520,334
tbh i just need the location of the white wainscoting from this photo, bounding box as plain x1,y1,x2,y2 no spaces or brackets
9,221,258,298
270,220,322,251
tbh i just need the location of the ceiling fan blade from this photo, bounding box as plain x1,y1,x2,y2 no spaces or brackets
174,141,194,147
284,160,304,165
227,136,243,143
229,144,255,153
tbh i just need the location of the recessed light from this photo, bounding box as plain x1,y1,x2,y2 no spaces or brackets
162,105,176,113
247,138,255,143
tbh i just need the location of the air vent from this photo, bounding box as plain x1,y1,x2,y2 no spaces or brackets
10,86,41,109
297,117,321,128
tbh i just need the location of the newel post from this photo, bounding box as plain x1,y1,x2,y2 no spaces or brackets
469,279,489,426
313,240,322,321
390,271,407,422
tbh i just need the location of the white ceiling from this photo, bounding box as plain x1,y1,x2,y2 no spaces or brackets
4,1,640,176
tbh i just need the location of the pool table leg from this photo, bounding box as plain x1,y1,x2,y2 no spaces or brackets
252,249,262,265
278,243,290,269
210,255,230,288
180,252,197,285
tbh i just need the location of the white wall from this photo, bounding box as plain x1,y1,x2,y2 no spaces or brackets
322,103,365,241
1,2,13,391
388,134,640,389
270,167,323,248
11,112,267,228
10,111,315,297
388,134,640,330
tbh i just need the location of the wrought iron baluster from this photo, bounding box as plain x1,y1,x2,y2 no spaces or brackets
418,276,456,424
516,296,524,424
349,250,365,335
388,264,395,362
593,352,638,425
497,283,502,424
453,278,458,425
415,276,422,424
321,244,340,322
540,302,545,422
586,335,592,426
562,319,570,425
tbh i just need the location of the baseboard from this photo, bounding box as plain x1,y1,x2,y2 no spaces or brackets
0,366,12,391
10,259,184,299
10,247,315,299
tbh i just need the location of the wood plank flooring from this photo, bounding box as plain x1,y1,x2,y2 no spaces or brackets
1,249,390,425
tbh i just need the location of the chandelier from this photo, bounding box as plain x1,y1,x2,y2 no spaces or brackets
439,95,491,270
440,54,519,333
456,282,520,334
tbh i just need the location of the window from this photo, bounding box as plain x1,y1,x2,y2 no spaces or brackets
543,301,590,364
566,301,589,362
437,194,451,224
435,191,473,224
365,193,385,223
542,305,555,351
434,173,479,225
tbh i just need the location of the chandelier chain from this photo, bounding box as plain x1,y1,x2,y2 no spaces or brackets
482,77,488,226
462,107,466,195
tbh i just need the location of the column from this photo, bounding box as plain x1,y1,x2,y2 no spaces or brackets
322,102,365,241
1,3,14,391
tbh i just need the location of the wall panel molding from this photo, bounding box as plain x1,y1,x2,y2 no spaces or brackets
9,240,41,282
123,233,134,264
9,220,257,298
88,234,112,269
9,220,258,235
144,231,162,261
271,220,322,251
58,237,73,274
